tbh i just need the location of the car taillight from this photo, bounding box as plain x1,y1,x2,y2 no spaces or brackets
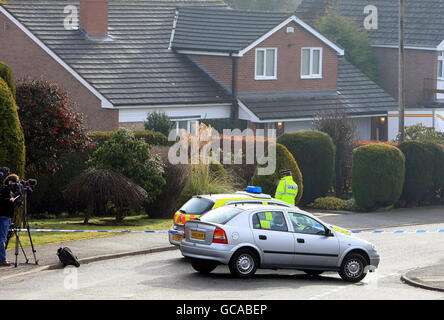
213,227,228,244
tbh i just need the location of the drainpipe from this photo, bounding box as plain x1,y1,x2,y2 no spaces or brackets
231,53,239,120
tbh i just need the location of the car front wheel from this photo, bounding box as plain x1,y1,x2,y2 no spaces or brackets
339,253,368,283
191,259,218,274
229,248,258,279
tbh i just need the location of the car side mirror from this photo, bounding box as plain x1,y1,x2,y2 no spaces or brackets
325,228,333,237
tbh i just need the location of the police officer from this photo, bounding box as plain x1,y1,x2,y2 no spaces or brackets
275,169,298,206
0,174,20,267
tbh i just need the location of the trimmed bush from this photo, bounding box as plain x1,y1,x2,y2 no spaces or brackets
0,62,16,96
352,143,405,210
0,78,25,178
88,130,169,147
277,130,335,204
250,143,303,204
309,197,348,211
398,141,444,204
144,111,173,137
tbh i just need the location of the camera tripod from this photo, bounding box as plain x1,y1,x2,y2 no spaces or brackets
5,192,38,267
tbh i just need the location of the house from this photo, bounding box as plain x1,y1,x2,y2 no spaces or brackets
297,0,444,140
0,0,397,141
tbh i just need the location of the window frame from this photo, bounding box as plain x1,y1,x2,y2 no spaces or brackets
301,47,323,79
255,48,278,80
438,51,444,80
251,211,289,232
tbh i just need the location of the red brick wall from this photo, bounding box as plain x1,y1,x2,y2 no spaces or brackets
0,11,119,131
237,21,338,93
190,55,233,89
373,47,437,108
187,21,338,94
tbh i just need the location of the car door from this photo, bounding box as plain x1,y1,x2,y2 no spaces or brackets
250,210,295,268
287,212,340,269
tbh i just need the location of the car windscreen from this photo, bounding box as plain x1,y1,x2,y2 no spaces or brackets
179,197,215,215
200,206,243,225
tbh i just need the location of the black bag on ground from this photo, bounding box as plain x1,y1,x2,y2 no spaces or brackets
57,247,80,267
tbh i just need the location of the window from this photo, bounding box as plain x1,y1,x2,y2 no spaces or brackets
180,197,215,215
288,212,326,235
252,211,287,232
301,48,323,79
255,48,277,80
200,206,243,225
438,51,444,79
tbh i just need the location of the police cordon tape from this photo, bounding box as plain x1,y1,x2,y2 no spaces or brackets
12,228,179,234
9,228,444,234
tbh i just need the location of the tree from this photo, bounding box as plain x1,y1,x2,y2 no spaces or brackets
15,79,91,175
63,169,148,223
144,111,174,137
316,9,379,81
314,109,357,197
226,0,301,11
0,78,25,178
0,62,16,96
87,128,165,203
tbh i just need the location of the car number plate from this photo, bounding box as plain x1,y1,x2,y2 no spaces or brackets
190,231,205,240
172,233,182,242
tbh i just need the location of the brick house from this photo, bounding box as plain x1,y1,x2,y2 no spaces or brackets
297,0,444,140
1,0,397,140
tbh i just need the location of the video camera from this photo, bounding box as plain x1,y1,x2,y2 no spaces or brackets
0,167,10,182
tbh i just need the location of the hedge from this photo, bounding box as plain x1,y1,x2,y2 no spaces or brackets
0,78,25,178
352,143,405,210
277,130,335,204
88,129,169,148
0,62,16,96
250,143,303,204
398,141,444,204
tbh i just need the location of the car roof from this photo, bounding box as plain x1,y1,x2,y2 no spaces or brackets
198,192,273,201
225,203,312,215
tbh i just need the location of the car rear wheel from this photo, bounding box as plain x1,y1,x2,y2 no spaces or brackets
302,270,324,277
191,259,218,274
229,248,258,279
339,253,368,283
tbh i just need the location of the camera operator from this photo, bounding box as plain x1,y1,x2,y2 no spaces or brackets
0,174,21,267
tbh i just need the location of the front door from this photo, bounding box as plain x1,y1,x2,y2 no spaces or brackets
251,211,295,268
287,212,340,269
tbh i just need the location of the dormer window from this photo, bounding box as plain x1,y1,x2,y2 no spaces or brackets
255,48,277,80
301,47,323,79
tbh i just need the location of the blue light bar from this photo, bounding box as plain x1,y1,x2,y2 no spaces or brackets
246,186,262,194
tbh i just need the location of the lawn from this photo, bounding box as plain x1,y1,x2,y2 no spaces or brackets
7,215,172,248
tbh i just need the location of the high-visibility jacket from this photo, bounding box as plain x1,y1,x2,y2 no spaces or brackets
275,176,298,206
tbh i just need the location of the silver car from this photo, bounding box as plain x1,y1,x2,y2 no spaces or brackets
180,204,380,282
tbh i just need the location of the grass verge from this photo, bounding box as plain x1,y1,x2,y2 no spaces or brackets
7,215,171,248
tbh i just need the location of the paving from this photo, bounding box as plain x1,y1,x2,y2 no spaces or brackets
1,204,444,292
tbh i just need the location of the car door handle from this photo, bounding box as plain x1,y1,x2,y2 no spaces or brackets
259,235,267,240
297,238,305,243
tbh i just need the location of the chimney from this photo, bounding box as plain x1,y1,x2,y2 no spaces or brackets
79,0,109,36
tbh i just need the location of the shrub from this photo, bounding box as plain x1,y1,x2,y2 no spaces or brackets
0,78,25,178
88,130,169,148
87,128,165,203
144,111,173,137
144,146,189,218
397,124,444,144
277,130,335,204
250,143,303,204
309,197,348,211
352,143,405,210
63,169,148,223
16,79,90,175
179,163,236,206
314,109,357,197
397,141,443,204
0,62,16,96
